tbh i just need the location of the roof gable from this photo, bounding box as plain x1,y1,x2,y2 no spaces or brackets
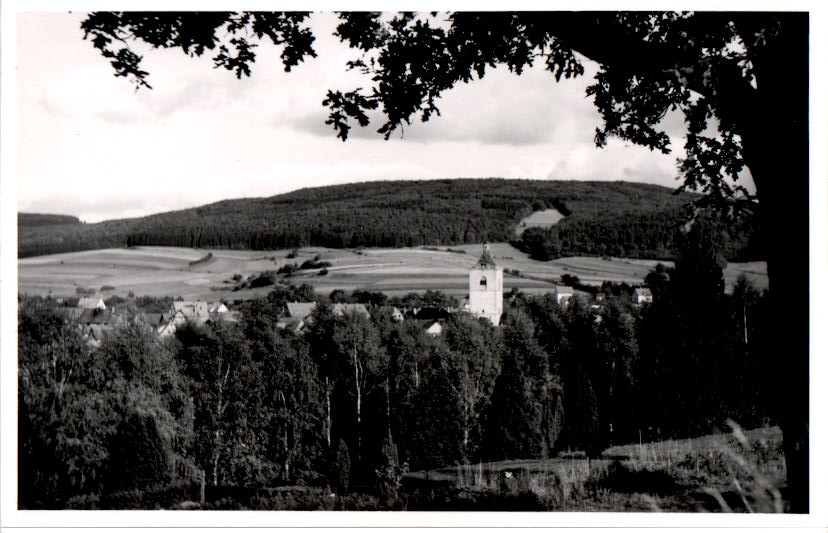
78,297,106,310
286,302,317,319
333,303,370,319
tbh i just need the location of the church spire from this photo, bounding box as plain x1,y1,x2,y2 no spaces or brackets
476,243,497,268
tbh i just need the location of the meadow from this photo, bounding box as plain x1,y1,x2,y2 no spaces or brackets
514,208,566,236
402,425,786,512
18,243,768,301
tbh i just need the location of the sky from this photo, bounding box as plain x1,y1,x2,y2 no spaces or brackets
18,11,725,223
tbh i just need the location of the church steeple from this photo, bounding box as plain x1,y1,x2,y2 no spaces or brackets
476,243,497,268
468,243,503,325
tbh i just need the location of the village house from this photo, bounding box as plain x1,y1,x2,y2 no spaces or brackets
157,300,217,337
633,287,653,305
277,301,372,334
277,302,318,333
554,286,575,307
390,307,405,322
77,296,106,310
425,321,443,336
333,302,371,319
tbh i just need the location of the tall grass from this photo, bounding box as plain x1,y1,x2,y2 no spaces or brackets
428,423,785,512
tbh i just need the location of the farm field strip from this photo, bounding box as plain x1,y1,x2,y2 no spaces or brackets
18,244,768,300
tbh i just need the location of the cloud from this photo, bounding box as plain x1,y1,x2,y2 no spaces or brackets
286,57,605,148
18,12,723,224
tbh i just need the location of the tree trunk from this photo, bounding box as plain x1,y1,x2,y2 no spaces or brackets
385,374,393,443
325,376,331,448
353,345,362,462
714,15,809,512
213,364,230,487
283,425,290,481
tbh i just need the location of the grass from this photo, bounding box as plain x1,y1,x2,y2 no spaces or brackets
515,208,566,236
404,423,786,512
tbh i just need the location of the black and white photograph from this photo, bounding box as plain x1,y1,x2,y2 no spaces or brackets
1,3,826,529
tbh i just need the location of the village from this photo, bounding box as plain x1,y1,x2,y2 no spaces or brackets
60,244,654,350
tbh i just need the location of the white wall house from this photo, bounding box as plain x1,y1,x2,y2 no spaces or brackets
468,244,503,326
554,286,574,307
77,296,106,310
634,287,653,305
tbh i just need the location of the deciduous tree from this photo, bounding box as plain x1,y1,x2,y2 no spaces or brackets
82,11,810,509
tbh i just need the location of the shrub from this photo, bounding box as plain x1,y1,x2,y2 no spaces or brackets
300,259,332,270
277,263,298,276
188,252,213,266
249,271,277,288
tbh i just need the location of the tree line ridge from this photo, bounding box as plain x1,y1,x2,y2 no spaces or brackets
18,179,762,262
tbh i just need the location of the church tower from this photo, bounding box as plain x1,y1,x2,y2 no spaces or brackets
468,244,503,325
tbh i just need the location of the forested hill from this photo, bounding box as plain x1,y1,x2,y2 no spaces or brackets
18,213,81,227
17,179,763,261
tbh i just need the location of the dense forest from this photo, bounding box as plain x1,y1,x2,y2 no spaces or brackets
19,220,774,509
18,179,762,262
18,213,80,227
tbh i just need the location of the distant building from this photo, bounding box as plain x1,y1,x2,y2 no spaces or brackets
286,302,317,320
554,286,574,307
634,287,653,305
390,307,405,322
157,301,210,337
209,303,229,314
468,244,503,325
426,321,443,336
332,303,371,320
172,301,210,327
277,302,318,333
408,306,451,322
77,296,106,310
76,307,112,325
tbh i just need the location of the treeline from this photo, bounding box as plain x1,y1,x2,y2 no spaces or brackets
518,208,764,262
18,220,773,509
18,213,80,227
18,179,761,261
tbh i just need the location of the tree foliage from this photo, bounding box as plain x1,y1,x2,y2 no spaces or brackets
49,9,808,509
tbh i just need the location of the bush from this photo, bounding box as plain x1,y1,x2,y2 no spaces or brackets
300,259,332,270
248,271,277,288
277,263,298,276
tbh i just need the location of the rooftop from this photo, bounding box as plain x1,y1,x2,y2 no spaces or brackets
475,244,497,268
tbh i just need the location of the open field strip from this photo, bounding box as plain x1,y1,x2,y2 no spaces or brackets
18,244,767,300
515,208,566,236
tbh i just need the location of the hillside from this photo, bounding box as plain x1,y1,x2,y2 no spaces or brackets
18,179,762,261
18,213,80,227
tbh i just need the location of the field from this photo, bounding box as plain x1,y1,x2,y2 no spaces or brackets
515,208,566,236
17,243,768,301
